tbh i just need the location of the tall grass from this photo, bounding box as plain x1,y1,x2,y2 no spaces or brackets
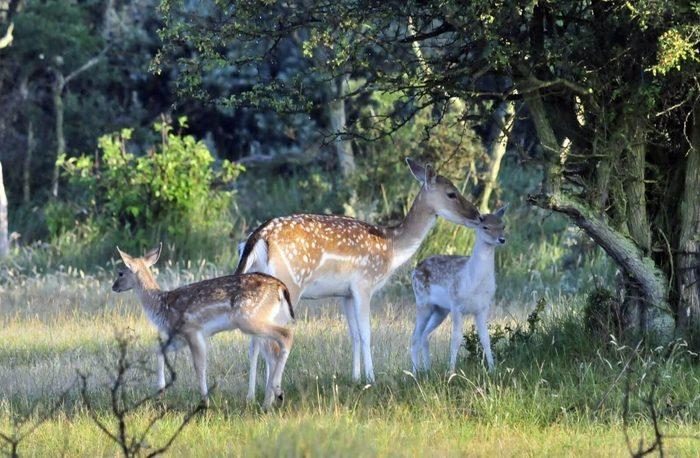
1,270,698,455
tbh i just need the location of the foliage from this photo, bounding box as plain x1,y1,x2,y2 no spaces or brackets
49,117,243,266
584,287,624,342
463,297,546,361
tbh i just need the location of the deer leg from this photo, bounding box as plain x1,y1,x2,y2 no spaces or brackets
262,326,293,409
239,321,293,409
351,287,374,383
246,338,261,401
449,311,464,374
342,296,362,382
186,332,209,402
156,334,184,392
420,307,449,371
475,311,494,371
411,305,432,374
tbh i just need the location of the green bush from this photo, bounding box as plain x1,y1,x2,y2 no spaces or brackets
49,117,243,267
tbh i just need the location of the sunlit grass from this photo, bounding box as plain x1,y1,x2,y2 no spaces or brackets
1,271,699,456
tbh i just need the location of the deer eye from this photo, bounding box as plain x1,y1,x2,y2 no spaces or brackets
118,272,124,277
447,192,457,199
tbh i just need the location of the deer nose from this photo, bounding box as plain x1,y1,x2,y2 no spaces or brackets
498,237,506,244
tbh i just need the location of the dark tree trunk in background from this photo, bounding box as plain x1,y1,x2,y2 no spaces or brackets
24,118,33,203
0,162,8,258
20,76,33,203
480,101,515,213
524,92,563,195
51,71,65,199
615,113,654,332
677,104,700,331
329,76,355,178
48,51,105,199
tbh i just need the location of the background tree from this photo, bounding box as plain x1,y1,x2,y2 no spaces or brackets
159,0,700,338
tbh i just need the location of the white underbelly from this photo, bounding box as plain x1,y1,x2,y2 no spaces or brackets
200,314,234,337
302,275,352,299
424,285,453,310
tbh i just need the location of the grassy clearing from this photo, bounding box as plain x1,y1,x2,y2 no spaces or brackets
1,270,699,456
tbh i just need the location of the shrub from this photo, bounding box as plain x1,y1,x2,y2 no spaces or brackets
583,287,624,342
50,117,243,267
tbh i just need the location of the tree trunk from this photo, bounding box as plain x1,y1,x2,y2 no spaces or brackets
0,162,8,258
677,103,700,331
524,92,674,339
528,193,674,338
615,114,654,332
51,73,65,198
24,117,34,203
524,92,562,194
329,76,355,178
480,101,515,213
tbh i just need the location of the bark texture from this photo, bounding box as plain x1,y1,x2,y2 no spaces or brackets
480,101,515,213
677,104,700,330
329,77,355,178
527,193,674,337
0,162,8,258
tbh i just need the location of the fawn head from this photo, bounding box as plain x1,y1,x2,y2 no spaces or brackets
476,205,508,246
112,243,162,292
406,158,480,228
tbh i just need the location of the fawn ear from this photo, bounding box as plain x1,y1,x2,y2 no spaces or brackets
494,204,509,218
143,243,162,267
406,158,437,188
406,157,426,183
116,246,138,272
424,163,437,188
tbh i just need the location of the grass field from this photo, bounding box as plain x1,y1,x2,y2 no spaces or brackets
1,267,699,456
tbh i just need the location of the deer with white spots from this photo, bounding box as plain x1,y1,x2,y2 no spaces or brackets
112,244,294,408
237,158,480,383
410,206,507,374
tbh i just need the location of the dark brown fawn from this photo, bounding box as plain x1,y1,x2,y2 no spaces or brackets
112,244,294,408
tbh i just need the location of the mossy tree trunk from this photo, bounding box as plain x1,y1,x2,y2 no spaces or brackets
613,113,656,332
525,92,674,338
677,103,700,331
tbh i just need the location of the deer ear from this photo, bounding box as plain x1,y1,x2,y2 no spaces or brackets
494,204,509,218
117,246,138,272
406,157,427,183
143,242,162,267
424,164,437,188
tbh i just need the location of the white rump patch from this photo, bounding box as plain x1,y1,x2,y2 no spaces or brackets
239,239,269,274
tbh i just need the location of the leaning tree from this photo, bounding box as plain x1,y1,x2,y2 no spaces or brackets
159,0,699,339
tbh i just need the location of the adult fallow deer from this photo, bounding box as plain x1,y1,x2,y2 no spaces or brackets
236,158,480,382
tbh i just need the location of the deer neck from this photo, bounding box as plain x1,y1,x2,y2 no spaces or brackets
465,233,496,280
133,269,163,311
387,190,437,270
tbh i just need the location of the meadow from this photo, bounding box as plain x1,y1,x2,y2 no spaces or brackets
1,261,699,457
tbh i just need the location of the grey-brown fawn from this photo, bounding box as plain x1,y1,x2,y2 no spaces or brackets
411,206,507,374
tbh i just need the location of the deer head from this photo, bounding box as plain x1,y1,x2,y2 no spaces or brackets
476,205,507,246
112,244,162,292
406,158,480,228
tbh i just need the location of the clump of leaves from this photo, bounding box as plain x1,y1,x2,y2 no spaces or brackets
463,297,546,359
583,287,623,342
51,117,243,263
